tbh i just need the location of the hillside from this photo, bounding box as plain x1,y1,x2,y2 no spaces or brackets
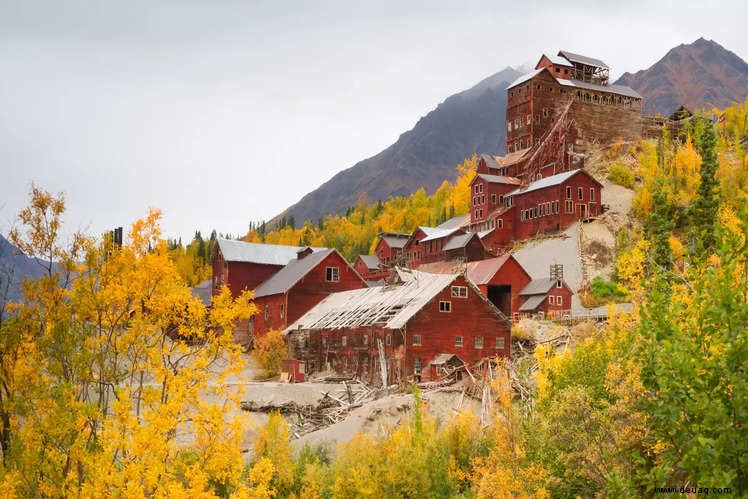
616,38,748,115
0,234,51,307
275,40,748,226
271,67,522,225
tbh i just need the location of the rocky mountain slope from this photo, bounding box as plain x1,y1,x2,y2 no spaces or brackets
616,38,748,115
271,67,522,225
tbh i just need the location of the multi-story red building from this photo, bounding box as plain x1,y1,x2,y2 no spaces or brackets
503,50,642,181
251,248,366,340
353,255,388,281
374,232,410,266
518,276,574,320
285,270,511,384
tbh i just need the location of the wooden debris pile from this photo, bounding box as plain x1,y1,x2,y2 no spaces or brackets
241,380,379,438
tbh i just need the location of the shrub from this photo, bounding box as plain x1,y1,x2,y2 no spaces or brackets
252,329,289,376
608,163,635,189
589,276,626,300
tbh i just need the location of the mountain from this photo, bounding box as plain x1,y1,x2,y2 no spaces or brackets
0,234,51,308
272,67,522,226
616,38,748,115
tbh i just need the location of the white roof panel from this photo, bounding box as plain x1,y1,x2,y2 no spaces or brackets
217,239,325,266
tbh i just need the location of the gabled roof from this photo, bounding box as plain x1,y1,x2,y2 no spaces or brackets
537,53,573,68
558,50,608,69
464,255,514,286
495,149,530,167
476,173,522,185
436,214,470,230
519,277,559,296
518,294,547,312
506,68,544,90
379,233,410,249
357,255,380,270
254,248,344,298
556,77,642,99
419,226,462,243
442,233,478,252
217,239,325,266
506,169,601,197
479,153,502,170
285,270,459,331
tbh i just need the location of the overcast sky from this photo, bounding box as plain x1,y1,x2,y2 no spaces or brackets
1,0,746,245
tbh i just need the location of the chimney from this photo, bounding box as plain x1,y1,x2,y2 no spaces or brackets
297,247,313,260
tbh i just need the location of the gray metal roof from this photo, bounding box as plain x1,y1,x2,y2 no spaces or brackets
506,68,544,90
285,270,459,331
217,238,325,266
380,233,410,249
558,50,609,69
476,173,522,185
479,153,502,169
436,214,470,230
518,294,547,312
357,255,380,270
519,278,557,296
506,169,589,197
544,53,573,67
556,77,642,99
443,233,475,251
254,248,341,298
419,226,462,243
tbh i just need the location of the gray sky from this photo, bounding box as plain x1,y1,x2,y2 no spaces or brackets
1,0,746,244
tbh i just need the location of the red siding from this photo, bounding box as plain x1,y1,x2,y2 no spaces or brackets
211,247,283,298
354,257,387,281
475,256,532,316
252,252,366,339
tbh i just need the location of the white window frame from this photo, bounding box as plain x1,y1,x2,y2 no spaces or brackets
439,301,452,313
475,336,484,349
326,266,340,282
548,295,555,305
590,188,595,201
451,286,468,298
455,336,463,347
496,337,505,349
557,295,563,306
412,334,421,346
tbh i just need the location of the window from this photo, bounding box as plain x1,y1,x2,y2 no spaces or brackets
451,286,468,298
342,335,347,346
491,194,497,205
414,357,422,374
386,334,392,346
557,279,562,288
566,186,572,199
264,305,269,321
279,303,284,319
590,188,595,201
565,200,574,213
507,122,512,132
363,335,369,346
496,337,505,349
439,301,452,313
557,295,563,306
479,184,484,193
455,336,463,347
474,185,479,193
413,334,421,346
475,336,484,349
497,218,503,229
326,267,340,282
578,187,583,200
548,295,554,305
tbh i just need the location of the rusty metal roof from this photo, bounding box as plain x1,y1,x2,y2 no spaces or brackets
477,174,522,185
558,50,609,69
464,255,513,285
285,269,459,331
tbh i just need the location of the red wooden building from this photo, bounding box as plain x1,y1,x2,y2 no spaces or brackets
212,239,324,298
505,169,603,240
285,269,511,384
418,254,532,317
374,232,410,266
518,277,574,320
353,255,388,281
251,248,366,340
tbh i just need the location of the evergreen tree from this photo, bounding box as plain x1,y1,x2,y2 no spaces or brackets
690,122,720,257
